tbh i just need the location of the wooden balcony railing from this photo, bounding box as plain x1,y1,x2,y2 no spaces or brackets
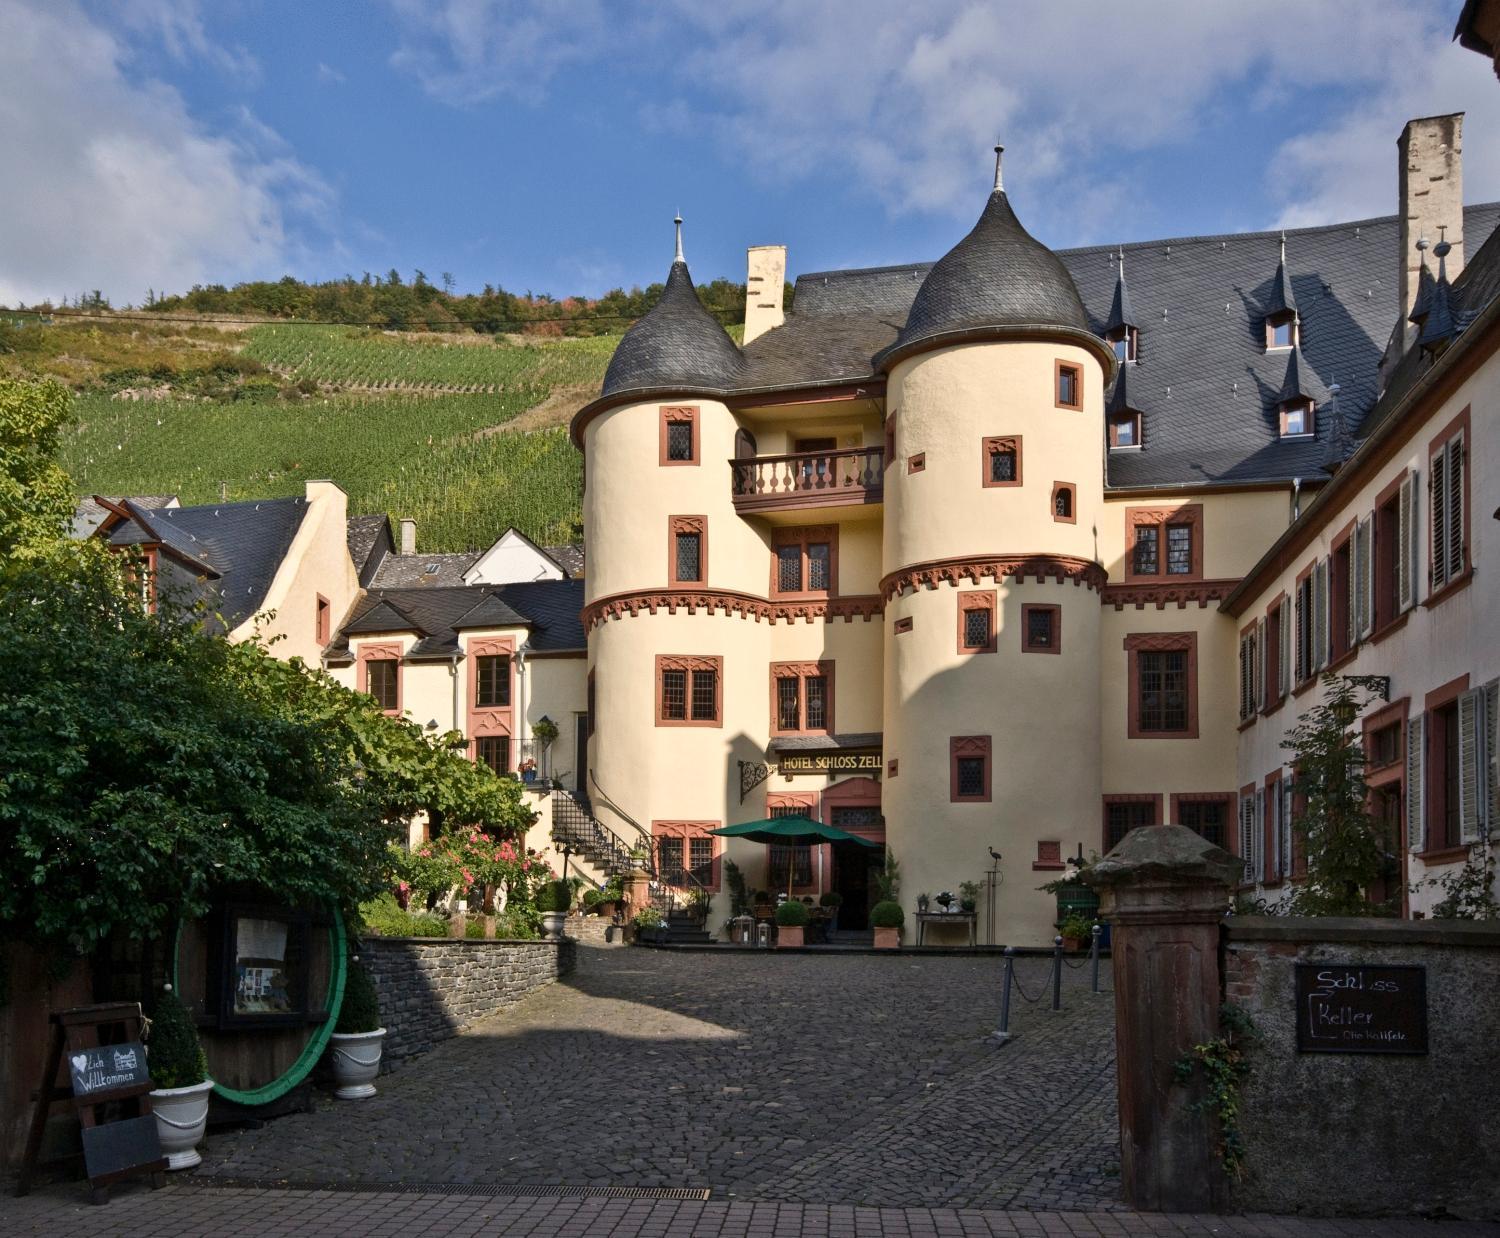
729,446,885,513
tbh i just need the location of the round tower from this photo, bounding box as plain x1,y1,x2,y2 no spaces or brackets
878,150,1114,943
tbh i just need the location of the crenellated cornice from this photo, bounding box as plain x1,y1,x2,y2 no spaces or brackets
582,587,884,630
879,553,1106,601
1101,579,1239,611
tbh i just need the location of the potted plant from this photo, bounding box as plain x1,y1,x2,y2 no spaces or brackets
146,984,213,1170
632,904,664,944
959,880,981,914
1059,911,1094,952
775,898,809,947
535,878,573,940
329,958,386,1100
531,716,560,747
871,900,904,949
519,756,539,784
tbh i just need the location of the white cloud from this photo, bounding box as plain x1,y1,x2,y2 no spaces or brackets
385,0,1500,243
0,1,334,306
317,61,346,85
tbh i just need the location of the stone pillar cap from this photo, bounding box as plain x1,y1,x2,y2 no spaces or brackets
1082,824,1241,889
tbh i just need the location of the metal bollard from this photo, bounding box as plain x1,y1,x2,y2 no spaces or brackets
992,946,1016,1043
1052,935,1063,1011
1090,924,1102,993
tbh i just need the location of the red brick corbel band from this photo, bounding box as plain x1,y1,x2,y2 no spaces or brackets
581,587,884,631
1100,579,1240,611
879,553,1106,601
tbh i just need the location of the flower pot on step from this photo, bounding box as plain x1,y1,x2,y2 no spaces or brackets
873,926,901,950
329,1028,386,1100
149,1078,214,1170
776,926,804,948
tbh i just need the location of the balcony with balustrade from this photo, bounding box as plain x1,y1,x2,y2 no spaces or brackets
729,446,885,515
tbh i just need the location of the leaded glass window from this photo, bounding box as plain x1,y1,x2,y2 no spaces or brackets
689,669,717,721
806,542,830,591
776,676,800,730
1138,650,1188,732
956,756,986,798
666,421,693,461
1027,608,1055,649
963,607,991,650
989,446,1017,483
1166,524,1193,575
1133,525,1160,575
675,531,702,582
661,670,686,720
476,654,510,707
804,676,827,730
777,545,802,592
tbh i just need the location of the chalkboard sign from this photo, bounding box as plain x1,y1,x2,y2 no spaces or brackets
1295,964,1427,1055
82,1115,163,1180
68,1041,151,1097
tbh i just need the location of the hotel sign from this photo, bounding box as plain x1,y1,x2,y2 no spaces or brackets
777,750,882,776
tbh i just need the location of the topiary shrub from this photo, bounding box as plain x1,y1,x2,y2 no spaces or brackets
147,985,208,1090
581,889,601,910
819,891,843,908
336,960,381,1035
775,900,810,927
870,900,905,930
533,879,572,913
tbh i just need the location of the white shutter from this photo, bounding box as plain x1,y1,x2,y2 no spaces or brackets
1313,559,1329,671
1355,516,1373,640
1397,471,1416,613
1406,714,1426,853
1447,434,1465,584
1254,788,1265,882
1254,619,1266,712
1239,796,1256,885
1459,689,1483,844
1484,679,1499,839
1430,451,1448,591
1278,600,1292,698
1280,778,1294,878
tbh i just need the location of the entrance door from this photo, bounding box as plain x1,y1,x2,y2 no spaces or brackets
1369,783,1405,911
829,806,883,930
573,713,588,796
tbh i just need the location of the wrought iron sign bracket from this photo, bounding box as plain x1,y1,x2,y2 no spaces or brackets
738,759,771,803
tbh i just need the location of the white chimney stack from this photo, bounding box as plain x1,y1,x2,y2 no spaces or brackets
743,245,787,345
400,518,417,556
1399,113,1464,321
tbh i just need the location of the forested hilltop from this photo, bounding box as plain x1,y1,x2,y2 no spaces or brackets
106,268,789,335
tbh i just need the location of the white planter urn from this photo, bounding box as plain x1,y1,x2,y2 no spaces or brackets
149,1078,214,1170
541,910,568,940
328,1028,386,1099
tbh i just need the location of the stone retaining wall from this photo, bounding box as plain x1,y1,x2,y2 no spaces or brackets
359,936,576,1068
1224,917,1500,1220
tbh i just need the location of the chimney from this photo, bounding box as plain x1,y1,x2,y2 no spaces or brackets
1399,114,1464,322
399,518,416,556
743,245,787,345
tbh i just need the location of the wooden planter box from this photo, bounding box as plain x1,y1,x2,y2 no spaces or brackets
776,926,804,948
873,926,901,950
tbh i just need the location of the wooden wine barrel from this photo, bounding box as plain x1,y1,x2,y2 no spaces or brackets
171,892,347,1107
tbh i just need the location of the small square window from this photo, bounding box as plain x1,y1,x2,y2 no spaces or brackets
963,607,992,650
990,447,1017,483
1024,606,1057,652
1109,413,1140,449
666,422,693,460
1267,315,1296,350
981,436,1022,488
1281,401,1312,437
1056,362,1082,409
956,757,986,798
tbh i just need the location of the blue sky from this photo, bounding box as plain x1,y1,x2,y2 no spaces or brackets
2,0,1496,307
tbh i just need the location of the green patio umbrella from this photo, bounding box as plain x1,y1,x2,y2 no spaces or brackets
710,816,880,898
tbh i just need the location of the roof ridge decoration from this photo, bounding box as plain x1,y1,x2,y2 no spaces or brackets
1409,236,1435,324
1419,235,1458,352
1263,232,1298,318
1104,248,1137,333
883,147,1092,362
599,214,744,398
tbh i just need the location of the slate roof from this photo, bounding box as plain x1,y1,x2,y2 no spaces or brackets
600,258,745,398
72,494,176,539
345,514,392,587
885,189,1091,359
543,544,586,577
370,551,480,588
330,579,586,662
1104,260,1137,333
101,495,309,629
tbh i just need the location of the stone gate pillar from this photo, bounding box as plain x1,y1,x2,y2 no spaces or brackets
1083,824,1240,1213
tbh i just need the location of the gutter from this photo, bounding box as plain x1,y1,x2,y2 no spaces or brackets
1221,287,1500,617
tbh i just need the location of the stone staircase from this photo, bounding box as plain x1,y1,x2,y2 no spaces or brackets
548,790,636,877
662,908,713,945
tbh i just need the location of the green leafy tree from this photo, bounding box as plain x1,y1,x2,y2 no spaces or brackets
1280,674,1395,916
0,377,74,561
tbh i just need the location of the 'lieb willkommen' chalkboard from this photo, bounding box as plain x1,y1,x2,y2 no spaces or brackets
1295,964,1427,1054
67,1041,152,1097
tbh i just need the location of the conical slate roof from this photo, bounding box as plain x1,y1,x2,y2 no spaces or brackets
1276,347,1318,405
888,159,1089,358
1419,243,1458,352
600,231,743,397
1104,254,1136,333
1106,359,1145,417
1263,238,1298,317
1408,257,1436,324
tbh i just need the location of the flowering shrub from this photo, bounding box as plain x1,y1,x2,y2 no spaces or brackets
390,826,548,910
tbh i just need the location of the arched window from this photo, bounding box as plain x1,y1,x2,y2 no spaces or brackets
1055,488,1072,519
734,428,758,459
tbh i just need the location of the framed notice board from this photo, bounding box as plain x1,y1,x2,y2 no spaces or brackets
1295,963,1428,1055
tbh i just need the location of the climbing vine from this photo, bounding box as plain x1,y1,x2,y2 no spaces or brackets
1174,1003,1258,1178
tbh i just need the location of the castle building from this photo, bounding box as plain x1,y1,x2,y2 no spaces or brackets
568,115,1499,942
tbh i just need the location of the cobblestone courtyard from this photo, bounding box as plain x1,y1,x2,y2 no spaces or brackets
199,946,1121,1209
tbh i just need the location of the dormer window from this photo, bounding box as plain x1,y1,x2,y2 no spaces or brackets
1107,326,1138,363
1280,400,1314,438
1109,412,1142,449
1266,312,1296,351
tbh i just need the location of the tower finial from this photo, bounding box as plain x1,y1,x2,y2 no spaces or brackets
1279,230,1287,264
992,145,1004,193
673,213,684,264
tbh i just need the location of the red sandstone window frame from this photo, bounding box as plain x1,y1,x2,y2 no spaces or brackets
981,435,1023,488
659,405,699,466
1426,405,1472,605
668,514,708,586
1124,503,1204,583
770,661,834,736
652,820,722,893
1054,360,1083,411
949,735,992,803
315,593,331,645
357,642,404,716
655,654,723,728
771,526,838,599
1102,793,1162,852
908,451,926,474
957,589,997,654
1051,481,1076,524
1033,840,1066,872
1021,603,1060,654
893,616,913,635
1124,631,1199,739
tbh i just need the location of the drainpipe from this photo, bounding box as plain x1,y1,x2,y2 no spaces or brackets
451,653,462,738
515,641,530,776
1290,477,1302,524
